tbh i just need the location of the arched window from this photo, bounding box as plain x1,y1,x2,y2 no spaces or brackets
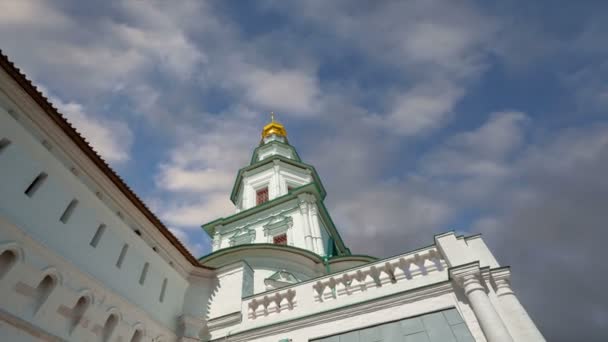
130,329,143,342
70,296,89,333
102,313,118,342
34,274,56,313
0,249,17,280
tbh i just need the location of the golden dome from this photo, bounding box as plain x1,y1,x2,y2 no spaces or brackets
261,112,287,139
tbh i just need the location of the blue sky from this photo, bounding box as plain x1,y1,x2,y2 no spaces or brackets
1,1,607,340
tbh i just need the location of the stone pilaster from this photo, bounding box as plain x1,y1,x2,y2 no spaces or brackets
178,315,205,342
450,263,513,342
491,268,545,341
297,195,313,250
309,205,323,254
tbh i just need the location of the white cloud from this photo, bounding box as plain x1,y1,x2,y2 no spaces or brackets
169,227,206,257
0,0,69,29
161,194,234,228
237,68,320,115
47,93,134,164
383,81,465,136
156,166,234,193
421,111,527,178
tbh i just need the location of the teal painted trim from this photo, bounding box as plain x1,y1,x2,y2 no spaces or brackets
202,182,350,256
229,155,327,204
328,254,378,262
202,183,315,235
198,243,325,264
249,140,302,165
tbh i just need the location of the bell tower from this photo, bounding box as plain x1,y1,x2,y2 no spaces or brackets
202,113,349,257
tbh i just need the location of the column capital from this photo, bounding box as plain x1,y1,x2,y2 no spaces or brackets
449,262,481,282
310,204,318,215
490,267,514,296
490,267,512,283
449,262,486,294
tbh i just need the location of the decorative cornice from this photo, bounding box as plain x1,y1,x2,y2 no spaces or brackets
448,262,481,284
207,312,242,331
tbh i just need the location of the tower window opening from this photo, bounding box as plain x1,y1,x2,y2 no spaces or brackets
90,224,106,247
273,233,288,245
60,199,78,224
116,244,128,268
256,187,269,205
24,172,48,197
0,138,11,154
139,262,149,285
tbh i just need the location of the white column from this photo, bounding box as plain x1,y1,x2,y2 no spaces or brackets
212,228,221,252
298,195,313,251
492,268,546,341
451,263,513,342
309,205,324,255
272,161,281,199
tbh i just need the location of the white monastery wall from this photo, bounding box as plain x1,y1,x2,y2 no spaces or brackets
0,217,176,341
0,106,190,327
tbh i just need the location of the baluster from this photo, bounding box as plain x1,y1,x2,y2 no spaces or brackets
397,258,413,280
413,253,428,276
249,299,259,319
428,249,445,271
340,273,352,296
285,289,296,310
354,270,368,292
313,281,325,302
323,278,336,300
369,266,382,288
262,296,271,316
379,262,396,285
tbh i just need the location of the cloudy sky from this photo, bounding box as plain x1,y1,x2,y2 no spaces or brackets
2,0,607,340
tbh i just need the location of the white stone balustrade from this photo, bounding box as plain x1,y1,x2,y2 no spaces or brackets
313,248,445,303
242,246,447,324
247,288,297,319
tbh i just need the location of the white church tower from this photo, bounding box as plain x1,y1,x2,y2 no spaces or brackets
204,113,347,258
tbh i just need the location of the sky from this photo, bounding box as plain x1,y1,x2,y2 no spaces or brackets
1,0,607,340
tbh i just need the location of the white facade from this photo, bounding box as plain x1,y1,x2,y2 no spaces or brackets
0,52,544,342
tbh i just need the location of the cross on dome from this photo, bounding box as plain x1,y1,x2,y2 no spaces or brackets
261,111,288,139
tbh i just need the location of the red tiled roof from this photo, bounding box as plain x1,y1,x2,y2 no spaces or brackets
0,50,210,269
